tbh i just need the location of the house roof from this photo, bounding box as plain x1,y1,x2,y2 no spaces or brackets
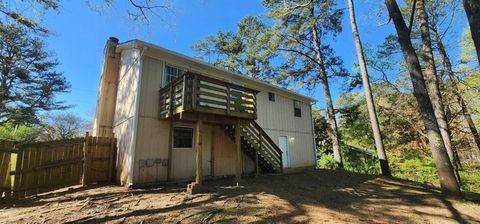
116,39,317,103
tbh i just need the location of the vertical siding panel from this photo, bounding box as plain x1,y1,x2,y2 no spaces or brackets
116,51,315,184
256,91,315,168
110,48,141,185
133,57,171,184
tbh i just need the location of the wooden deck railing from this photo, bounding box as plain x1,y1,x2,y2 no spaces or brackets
159,72,258,120
241,121,283,173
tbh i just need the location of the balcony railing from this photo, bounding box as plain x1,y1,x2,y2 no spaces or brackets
159,72,258,120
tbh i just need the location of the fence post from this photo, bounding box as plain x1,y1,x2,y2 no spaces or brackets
82,132,90,186
13,145,24,199
0,141,13,199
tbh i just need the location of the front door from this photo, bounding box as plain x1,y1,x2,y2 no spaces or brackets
278,136,289,168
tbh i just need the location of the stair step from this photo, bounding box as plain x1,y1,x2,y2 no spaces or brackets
224,123,282,174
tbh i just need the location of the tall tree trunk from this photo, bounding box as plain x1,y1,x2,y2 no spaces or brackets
445,105,463,169
384,0,462,198
463,0,480,64
431,22,480,154
347,0,391,177
309,4,343,167
416,0,461,183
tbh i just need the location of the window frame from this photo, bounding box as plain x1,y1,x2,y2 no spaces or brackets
172,127,194,149
162,63,186,88
293,100,302,117
268,92,275,102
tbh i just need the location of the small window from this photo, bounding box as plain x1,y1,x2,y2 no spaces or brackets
268,92,275,102
162,64,185,87
173,127,193,148
294,100,301,117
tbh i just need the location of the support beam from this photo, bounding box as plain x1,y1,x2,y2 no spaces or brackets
195,117,203,186
235,118,242,184
211,126,215,177
166,118,173,181
188,116,203,194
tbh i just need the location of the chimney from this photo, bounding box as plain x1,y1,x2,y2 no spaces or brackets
107,37,119,58
92,37,121,137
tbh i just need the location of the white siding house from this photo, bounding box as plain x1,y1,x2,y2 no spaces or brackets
92,38,317,187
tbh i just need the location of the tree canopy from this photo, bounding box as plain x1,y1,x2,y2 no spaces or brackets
192,16,277,81
0,23,70,125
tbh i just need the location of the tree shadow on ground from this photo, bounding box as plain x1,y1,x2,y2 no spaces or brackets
1,183,186,209
3,169,480,224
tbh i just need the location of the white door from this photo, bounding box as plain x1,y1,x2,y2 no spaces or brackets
278,136,289,168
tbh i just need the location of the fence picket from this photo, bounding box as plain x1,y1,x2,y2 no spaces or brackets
1,135,116,199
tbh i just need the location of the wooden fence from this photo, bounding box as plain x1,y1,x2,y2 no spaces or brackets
0,133,116,199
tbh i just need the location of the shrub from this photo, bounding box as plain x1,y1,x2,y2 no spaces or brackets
317,154,339,170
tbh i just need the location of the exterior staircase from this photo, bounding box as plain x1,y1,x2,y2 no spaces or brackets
224,121,283,174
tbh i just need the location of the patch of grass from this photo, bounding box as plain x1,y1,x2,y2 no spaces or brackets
460,169,480,193
318,151,480,196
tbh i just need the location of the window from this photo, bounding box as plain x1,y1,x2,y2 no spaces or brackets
268,92,275,102
162,64,185,87
173,127,193,148
294,100,301,117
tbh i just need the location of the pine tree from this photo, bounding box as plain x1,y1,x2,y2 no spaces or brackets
416,0,461,182
264,0,347,167
462,0,480,64
384,0,462,198
0,24,70,125
346,0,391,177
192,16,277,80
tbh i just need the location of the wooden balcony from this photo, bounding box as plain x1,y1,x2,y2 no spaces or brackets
159,72,258,120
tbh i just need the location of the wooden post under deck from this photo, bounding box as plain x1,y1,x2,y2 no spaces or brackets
166,118,173,181
235,118,242,184
195,116,203,186
210,126,215,177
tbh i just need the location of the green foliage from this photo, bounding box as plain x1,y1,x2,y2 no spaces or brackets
317,154,339,170
0,23,70,125
460,168,480,193
192,16,277,80
0,124,41,143
0,113,87,143
263,0,348,89
390,154,438,184
0,0,59,34
342,147,380,175
312,108,332,154
459,29,478,67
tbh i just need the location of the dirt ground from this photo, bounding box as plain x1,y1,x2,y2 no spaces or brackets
1,169,479,224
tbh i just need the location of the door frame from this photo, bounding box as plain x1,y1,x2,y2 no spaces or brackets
278,136,289,168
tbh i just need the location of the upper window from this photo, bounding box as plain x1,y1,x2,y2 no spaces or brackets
294,100,301,117
268,92,275,102
162,64,185,87
173,127,193,148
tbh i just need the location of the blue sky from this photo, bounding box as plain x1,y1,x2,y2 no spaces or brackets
39,0,464,120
